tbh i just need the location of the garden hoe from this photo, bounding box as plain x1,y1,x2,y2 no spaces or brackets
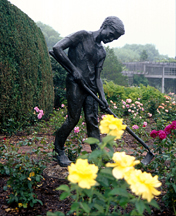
49,50,154,165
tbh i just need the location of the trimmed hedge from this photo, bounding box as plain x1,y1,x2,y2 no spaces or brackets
0,0,54,133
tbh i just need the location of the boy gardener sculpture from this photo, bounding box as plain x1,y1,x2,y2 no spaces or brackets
50,16,125,167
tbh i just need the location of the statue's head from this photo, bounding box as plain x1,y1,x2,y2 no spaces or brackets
100,16,125,36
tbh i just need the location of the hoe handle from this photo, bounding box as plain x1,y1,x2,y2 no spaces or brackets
49,50,151,152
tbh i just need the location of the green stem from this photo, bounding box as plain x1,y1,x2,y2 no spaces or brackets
173,204,176,215
88,187,93,216
76,186,80,216
105,200,110,215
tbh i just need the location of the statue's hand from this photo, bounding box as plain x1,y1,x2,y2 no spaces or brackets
73,69,83,84
100,97,109,112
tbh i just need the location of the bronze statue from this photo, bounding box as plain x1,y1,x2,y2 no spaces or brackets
50,16,125,167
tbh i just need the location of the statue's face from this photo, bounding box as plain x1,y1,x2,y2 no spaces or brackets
101,26,121,44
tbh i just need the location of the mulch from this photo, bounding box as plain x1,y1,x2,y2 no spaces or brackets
0,124,175,216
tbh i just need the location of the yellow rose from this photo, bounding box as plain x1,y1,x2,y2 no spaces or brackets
29,172,35,177
18,203,23,208
99,115,126,140
68,159,98,189
106,152,140,180
126,169,161,202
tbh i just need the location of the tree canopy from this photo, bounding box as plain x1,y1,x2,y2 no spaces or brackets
102,46,128,86
36,22,67,107
36,22,62,50
114,44,168,62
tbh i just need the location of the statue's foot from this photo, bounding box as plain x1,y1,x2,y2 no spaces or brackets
91,144,98,151
53,150,72,167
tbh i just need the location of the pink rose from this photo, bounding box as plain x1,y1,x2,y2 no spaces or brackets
158,130,167,140
61,104,65,108
126,104,130,108
164,124,172,135
132,125,139,129
150,130,159,138
74,126,79,133
171,120,176,129
101,115,106,119
37,113,43,119
126,99,132,103
39,109,44,115
34,106,40,112
148,113,152,117
143,121,147,127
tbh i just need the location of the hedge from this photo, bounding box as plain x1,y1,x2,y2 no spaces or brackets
0,0,54,133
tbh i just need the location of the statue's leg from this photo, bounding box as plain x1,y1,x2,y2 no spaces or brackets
54,79,86,166
83,95,101,151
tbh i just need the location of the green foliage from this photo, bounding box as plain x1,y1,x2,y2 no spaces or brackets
133,74,149,87
36,22,62,51
114,47,140,62
153,95,176,129
140,50,148,61
51,57,67,108
1,135,53,208
114,44,169,62
103,81,165,109
49,135,160,216
102,46,128,86
103,80,125,103
0,0,54,134
36,22,67,108
143,125,176,212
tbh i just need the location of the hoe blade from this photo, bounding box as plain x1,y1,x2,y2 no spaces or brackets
141,151,154,165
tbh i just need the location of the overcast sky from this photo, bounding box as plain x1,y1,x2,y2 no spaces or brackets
9,0,175,57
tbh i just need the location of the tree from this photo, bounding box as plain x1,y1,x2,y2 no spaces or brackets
36,22,67,108
114,44,169,62
102,46,128,86
133,74,149,86
51,57,67,108
36,22,62,50
140,50,148,61
114,47,140,62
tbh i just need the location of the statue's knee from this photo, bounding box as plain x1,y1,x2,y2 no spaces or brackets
68,115,80,126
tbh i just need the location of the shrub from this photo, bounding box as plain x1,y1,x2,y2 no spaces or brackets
51,57,67,108
0,0,54,133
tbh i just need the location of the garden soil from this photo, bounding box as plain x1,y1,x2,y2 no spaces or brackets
0,124,175,216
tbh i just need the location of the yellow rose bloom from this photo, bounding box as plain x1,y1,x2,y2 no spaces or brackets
106,152,140,180
29,172,35,177
126,169,161,202
18,203,23,208
68,159,98,189
99,115,126,140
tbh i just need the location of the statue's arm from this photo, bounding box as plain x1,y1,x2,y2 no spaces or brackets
53,31,86,80
53,37,76,74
